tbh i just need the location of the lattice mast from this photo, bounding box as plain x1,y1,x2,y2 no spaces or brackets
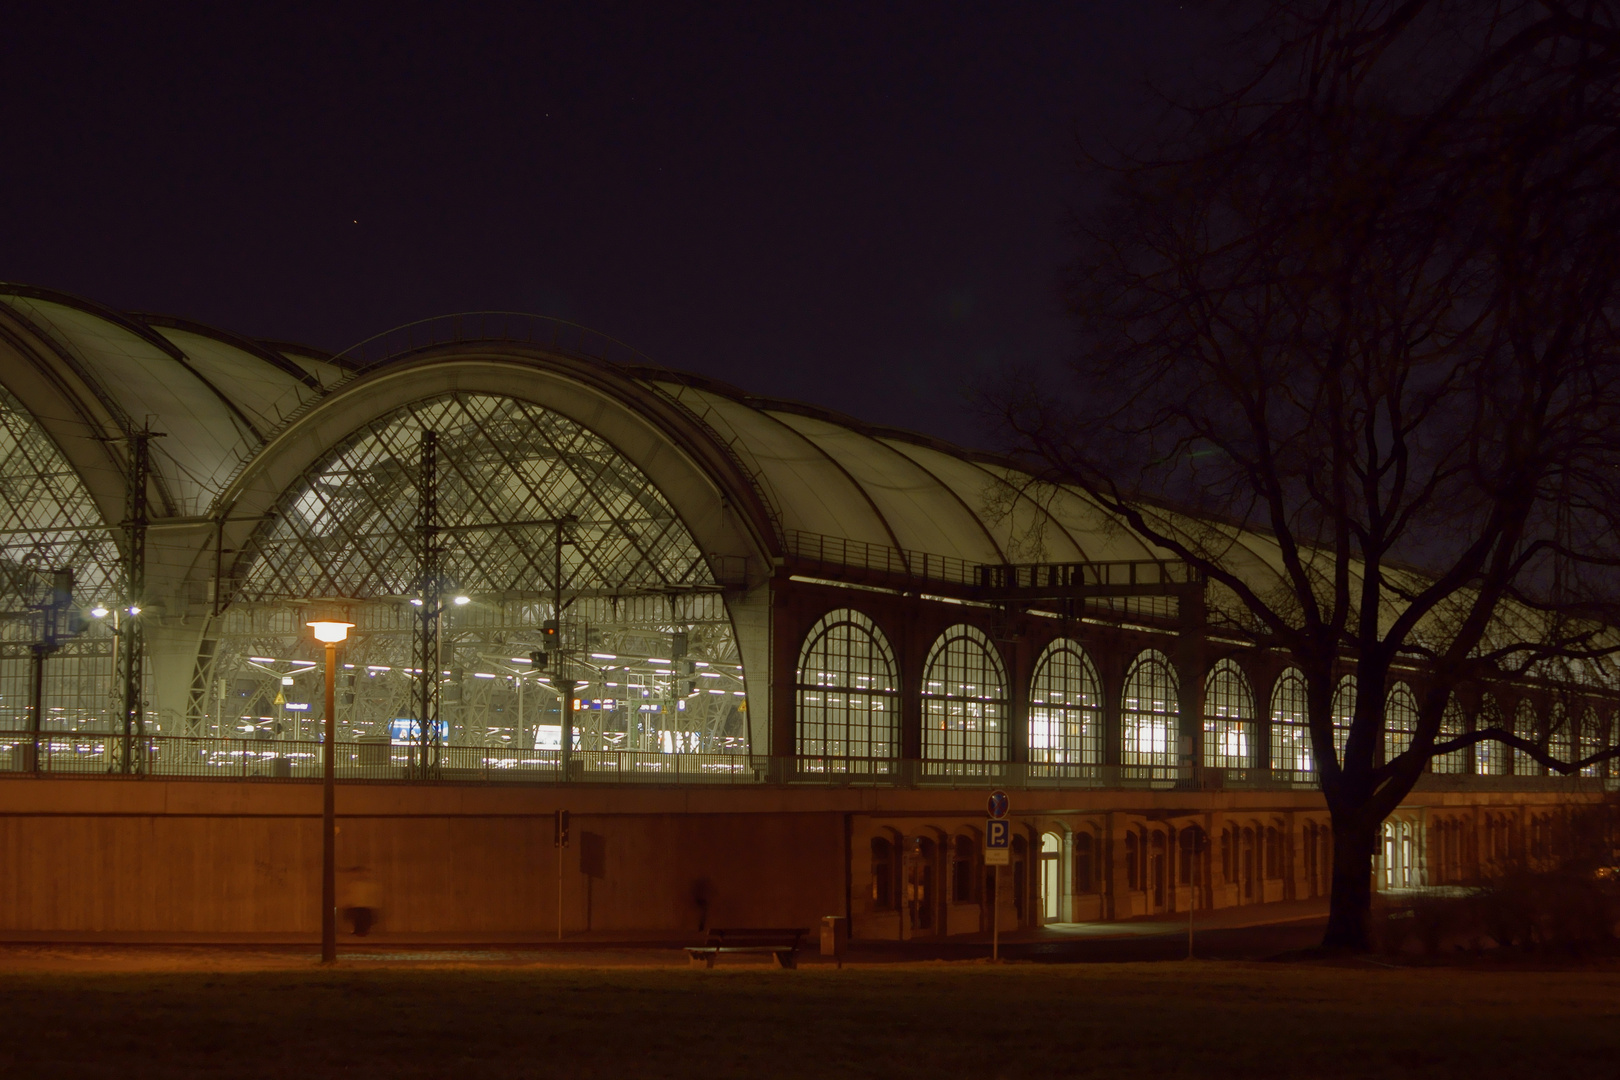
413,430,442,779
117,427,156,774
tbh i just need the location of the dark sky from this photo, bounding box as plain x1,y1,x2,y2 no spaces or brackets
1,2,1214,444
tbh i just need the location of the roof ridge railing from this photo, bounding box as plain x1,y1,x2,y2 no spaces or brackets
636,381,786,543
782,529,1200,591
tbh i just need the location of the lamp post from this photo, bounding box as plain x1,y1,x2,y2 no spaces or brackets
307,618,353,965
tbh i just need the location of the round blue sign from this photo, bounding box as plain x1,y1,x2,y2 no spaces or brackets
987,790,1009,819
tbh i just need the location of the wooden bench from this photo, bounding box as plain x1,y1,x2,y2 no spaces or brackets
684,927,808,969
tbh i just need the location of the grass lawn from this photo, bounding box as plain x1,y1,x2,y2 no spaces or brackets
0,956,1614,1078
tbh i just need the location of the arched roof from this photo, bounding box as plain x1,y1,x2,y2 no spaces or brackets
0,289,1175,577
0,285,341,517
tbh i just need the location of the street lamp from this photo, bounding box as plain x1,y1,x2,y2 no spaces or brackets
307,617,352,965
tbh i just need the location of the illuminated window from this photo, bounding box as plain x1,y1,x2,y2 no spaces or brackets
1269,668,1313,776
921,625,1008,772
1384,682,1418,763
1580,708,1605,778
795,609,899,771
1331,675,1357,765
1475,694,1508,775
1027,639,1101,768
222,392,745,754
1121,650,1178,775
1203,659,1254,769
1513,700,1541,776
1431,695,1466,774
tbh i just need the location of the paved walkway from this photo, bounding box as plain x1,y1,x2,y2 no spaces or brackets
0,899,1333,971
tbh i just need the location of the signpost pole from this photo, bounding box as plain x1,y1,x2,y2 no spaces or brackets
992,865,1000,962
984,789,1010,963
555,809,570,941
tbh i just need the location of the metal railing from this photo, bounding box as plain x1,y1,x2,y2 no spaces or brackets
784,531,977,586
0,731,759,785
3,733,1607,793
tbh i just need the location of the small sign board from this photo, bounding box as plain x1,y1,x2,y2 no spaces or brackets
987,790,1009,819
985,817,1010,864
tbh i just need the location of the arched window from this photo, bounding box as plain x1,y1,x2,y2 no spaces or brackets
1549,703,1573,771
1476,694,1507,775
870,837,895,909
1432,695,1466,775
1384,682,1418,762
1514,700,1541,776
221,392,746,757
950,835,976,902
1581,709,1606,778
1331,675,1357,764
921,624,1008,774
1203,659,1254,769
1121,650,1179,777
1028,639,1102,769
1073,832,1094,893
1270,668,1313,776
795,609,899,772
1178,826,1206,887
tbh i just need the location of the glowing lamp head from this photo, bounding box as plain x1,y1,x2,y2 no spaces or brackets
89,605,109,619
306,620,354,644
452,595,471,606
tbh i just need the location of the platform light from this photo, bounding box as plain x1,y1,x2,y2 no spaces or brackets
410,597,424,607
453,595,471,606
89,605,109,619
306,620,353,644
126,605,141,616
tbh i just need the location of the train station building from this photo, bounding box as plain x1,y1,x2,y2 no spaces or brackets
0,285,1609,942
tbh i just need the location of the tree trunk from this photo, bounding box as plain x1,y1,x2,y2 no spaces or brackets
1323,816,1379,951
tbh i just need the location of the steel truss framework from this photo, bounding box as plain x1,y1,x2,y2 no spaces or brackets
0,383,122,735
205,392,747,754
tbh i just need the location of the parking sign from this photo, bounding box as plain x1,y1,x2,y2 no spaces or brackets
984,818,1010,865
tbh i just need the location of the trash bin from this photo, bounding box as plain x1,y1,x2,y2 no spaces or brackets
820,915,847,960
269,756,292,778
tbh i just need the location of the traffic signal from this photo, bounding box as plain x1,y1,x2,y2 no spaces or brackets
530,649,549,670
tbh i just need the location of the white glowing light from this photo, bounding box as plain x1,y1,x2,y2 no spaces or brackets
307,620,354,644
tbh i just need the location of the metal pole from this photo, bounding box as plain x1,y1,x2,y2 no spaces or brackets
28,644,44,774
322,639,337,964
556,832,564,941
560,680,576,780
1187,894,1194,960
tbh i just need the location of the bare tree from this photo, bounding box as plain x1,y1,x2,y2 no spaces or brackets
1000,0,1620,949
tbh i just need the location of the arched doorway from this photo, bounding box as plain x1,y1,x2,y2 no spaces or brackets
1040,832,1062,922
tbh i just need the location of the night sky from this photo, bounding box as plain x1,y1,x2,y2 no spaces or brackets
1,2,1212,444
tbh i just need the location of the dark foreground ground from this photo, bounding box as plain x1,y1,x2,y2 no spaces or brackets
0,925,1615,1078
